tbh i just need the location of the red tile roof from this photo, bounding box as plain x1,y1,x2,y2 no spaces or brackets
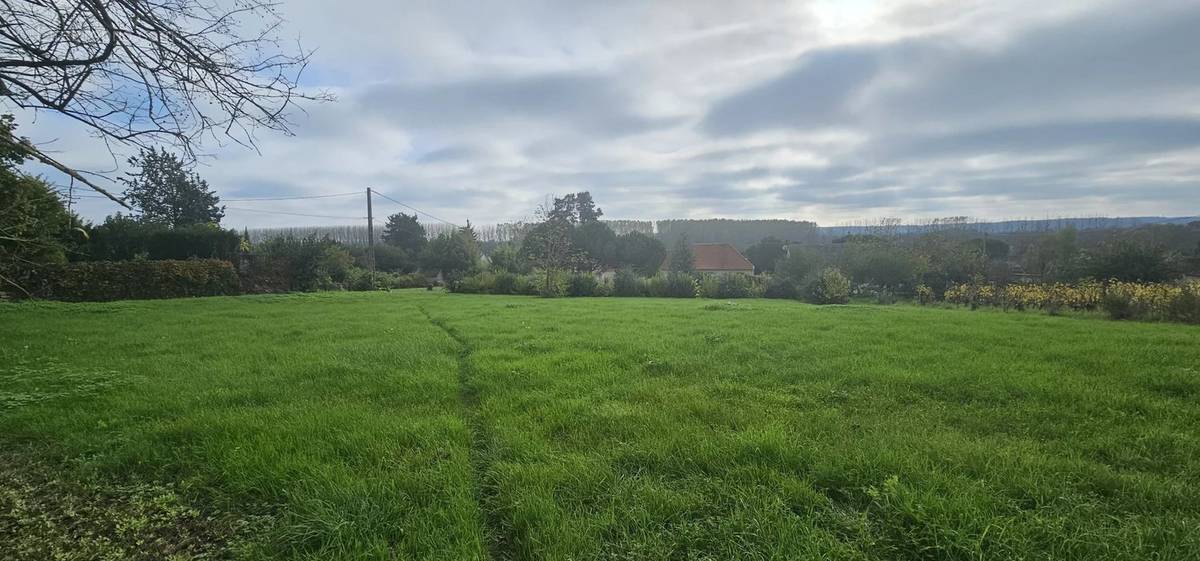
667,243,755,272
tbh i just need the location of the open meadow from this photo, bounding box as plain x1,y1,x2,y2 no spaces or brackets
2,290,1199,560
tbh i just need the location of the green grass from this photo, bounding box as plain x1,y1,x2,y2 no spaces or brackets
2,291,1198,560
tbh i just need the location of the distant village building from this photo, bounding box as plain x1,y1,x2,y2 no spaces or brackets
668,243,755,275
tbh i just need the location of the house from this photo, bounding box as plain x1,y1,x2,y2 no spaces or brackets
667,243,755,275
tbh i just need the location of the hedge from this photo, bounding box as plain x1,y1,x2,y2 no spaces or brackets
13,259,240,301
84,220,241,262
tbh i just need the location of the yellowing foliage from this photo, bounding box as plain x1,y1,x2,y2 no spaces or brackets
939,279,1200,323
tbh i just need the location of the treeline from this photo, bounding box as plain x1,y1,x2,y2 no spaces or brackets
0,136,437,300
657,219,820,248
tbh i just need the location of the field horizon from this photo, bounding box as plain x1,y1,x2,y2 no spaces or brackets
3,290,1198,560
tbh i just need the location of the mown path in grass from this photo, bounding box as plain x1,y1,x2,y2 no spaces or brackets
413,292,1200,561
2,291,1199,560
419,304,512,561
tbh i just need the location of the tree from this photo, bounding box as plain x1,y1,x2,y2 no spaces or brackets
571,221,618,269
489,243,527,274
522,214,581,294
0,115,78,294
421,229,479,284
120,148,222,227
775,248,822,284
546,191,603,224
743,236,787,274
574,191,603,223
1,0,329,204
615,231,665,276
381,213,427,255
668,235,695,273
1086,239,1180,282
1024,227,1082,282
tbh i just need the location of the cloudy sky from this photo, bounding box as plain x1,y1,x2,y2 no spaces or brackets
19,0,1200,228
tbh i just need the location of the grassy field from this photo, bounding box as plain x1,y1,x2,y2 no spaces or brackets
2,291,1198,560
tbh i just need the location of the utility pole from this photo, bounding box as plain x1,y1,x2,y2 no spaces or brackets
366,188,376,281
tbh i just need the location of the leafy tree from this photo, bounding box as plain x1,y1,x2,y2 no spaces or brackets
1,115,78,294
615,231,666,277
571,221,618,269
120,148,223,227
843,240,917,290
574,191,603,223
743,236,787,274
258,235,354,291
1024,227,1082,282
547,191,603,224
381,212,427,254
1086,239,1180,282
522,215,583,294
913,233,986,293
775,248,823,284
979,238,1010,260
421,229,480,283
489,243,528,274
668,235,695,273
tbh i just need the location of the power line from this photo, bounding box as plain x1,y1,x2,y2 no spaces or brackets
223,191,360,202
369,189,460,228
224,206,365,220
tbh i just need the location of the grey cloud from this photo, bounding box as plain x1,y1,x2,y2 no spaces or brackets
702,46,880,135
358,72,677,137
879,118,1200,161
416,145,479,164
703,3,1200,137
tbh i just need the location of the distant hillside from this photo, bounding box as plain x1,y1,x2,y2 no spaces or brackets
818,216,1200,238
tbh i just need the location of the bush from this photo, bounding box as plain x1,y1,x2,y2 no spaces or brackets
454,271,494,294
15,259,240,301
763,275,799,299
567,273,599,297
493,271,519,294
696,274,720,298
1166,285,1200,324
648,272,697,298
253,235,354,292
807,267,850,304
346,270,428,291
613,269,645,297
534,269,567,298
717,273,754,298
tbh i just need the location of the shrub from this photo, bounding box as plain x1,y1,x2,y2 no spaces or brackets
1165,284,1200,324
567,273,599,297
613,269,645,297
764,275,799,299
648,272,696,298
696,274,720,298
533,269,567,298
493,271,519,294
453,272,494,294
807,267,850,304
348,270,428,291
594,279,613,297
16,259,240,301
252,235,354,292
717,273,754,298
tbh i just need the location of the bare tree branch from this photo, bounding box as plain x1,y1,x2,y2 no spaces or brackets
1,0,331,196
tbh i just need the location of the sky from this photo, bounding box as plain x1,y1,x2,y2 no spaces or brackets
16,0,1200,229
